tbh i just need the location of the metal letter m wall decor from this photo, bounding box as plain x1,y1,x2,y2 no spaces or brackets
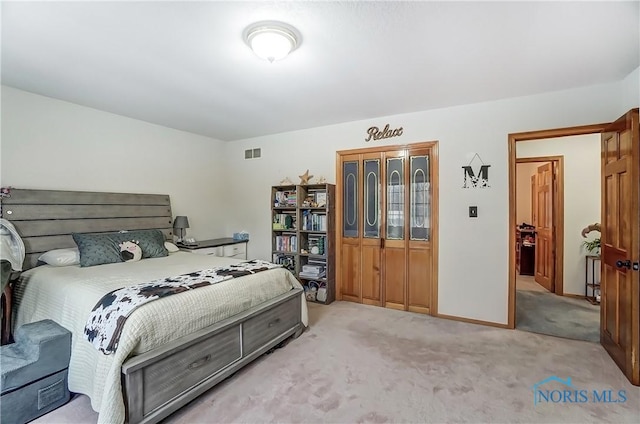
462,153,491,188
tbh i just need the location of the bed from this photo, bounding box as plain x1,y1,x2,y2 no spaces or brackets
1,189,307,424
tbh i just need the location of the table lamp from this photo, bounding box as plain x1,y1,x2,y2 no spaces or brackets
173,216,190,244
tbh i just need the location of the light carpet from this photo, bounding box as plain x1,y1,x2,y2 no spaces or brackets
516,289,600,343
35,301,639,423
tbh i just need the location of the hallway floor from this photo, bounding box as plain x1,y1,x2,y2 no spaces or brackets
516,275,600,342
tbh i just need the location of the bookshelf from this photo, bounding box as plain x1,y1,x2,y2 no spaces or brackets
271,183,335,304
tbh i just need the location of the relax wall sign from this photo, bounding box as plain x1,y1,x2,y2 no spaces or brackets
365,124,403,142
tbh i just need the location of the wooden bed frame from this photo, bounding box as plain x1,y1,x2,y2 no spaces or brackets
1,188,304,424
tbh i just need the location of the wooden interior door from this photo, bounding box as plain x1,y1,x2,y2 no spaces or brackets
531,174,536,226
600,109,639,386
534,163,554,292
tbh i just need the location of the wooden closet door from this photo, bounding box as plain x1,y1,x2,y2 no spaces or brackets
340,154,362,302
383,150,407,310
407,148,432,313
361,153,383,305
337,142,436,315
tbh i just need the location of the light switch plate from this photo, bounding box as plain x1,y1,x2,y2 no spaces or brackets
469,206,478,218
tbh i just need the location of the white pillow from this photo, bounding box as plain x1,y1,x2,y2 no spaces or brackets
164,241,180,253
38,248,80,267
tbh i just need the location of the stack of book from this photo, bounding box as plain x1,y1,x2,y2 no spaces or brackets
299,264,325,279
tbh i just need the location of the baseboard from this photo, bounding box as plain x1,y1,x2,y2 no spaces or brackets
563,293,586,299
436,313,510,329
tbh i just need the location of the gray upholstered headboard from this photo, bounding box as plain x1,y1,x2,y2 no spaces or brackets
1,189,173,270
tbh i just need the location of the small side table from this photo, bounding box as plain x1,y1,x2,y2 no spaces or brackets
178,238,249,260
585,255,601,305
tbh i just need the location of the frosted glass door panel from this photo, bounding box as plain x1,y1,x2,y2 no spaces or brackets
386,157,404,240
410,155,430,241
343,161,359,238
364,159,381,238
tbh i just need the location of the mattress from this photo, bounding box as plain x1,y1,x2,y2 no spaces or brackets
13,252,307,424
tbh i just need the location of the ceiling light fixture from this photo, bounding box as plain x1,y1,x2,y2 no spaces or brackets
244,21,301,63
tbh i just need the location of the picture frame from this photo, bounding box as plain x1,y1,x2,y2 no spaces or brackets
315,192,327,207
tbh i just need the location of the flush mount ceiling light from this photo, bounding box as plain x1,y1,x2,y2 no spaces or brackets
244,21,301,62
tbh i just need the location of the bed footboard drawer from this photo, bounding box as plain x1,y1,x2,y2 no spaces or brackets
242,295,300,355
140,326,241,416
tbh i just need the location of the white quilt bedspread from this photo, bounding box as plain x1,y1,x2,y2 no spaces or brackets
13,252,308,424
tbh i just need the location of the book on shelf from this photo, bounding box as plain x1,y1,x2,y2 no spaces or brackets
273,213,296,229
274,190,297,207
275,235,297,252
299,270,326,279
302,264,324,273
272,253,295,271
301,211,327,231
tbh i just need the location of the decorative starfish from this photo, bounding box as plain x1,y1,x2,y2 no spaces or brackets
299,169,313,185
280,177,294,185
316,175,327,184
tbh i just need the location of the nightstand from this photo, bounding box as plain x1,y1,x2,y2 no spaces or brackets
177,238,248,260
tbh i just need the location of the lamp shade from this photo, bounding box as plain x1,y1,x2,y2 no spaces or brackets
244,21,300,62
173,216,190,229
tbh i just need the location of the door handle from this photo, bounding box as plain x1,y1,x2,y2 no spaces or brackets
616,260,631,269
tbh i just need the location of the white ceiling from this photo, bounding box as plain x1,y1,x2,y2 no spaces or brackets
2,1,638,141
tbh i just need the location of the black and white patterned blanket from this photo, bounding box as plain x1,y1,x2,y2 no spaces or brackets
84,259,281,354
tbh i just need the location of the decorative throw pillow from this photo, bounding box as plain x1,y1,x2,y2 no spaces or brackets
72,233,123,267
38,248,80,267
119,240,142,262
113,230,168,259
73,229,168,267
164,241,180,253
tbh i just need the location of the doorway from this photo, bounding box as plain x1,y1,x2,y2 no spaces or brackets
508,125,608,341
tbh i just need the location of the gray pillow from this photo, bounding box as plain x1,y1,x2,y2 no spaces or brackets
72,229,168,267
72,232,122,267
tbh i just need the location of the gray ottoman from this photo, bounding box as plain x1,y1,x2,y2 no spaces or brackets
1,319,71,424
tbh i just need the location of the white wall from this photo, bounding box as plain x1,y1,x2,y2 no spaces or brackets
515,162,541,225
620,66,639,112
223,78,635,325
2,66,637,326
516,134,601,296
0,86,228,240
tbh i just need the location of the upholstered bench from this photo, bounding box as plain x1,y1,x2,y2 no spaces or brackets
1,319,71,424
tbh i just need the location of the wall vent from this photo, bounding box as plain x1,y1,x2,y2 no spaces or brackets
244,148,262,159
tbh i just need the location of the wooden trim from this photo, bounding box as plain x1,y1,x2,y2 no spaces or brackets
509,124,610,142
430,142,440,316
436,312,510,329
563,293,587,299
508,124,608,329
336,141,437,156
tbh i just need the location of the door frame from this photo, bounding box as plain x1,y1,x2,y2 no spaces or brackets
508,123,609,329
515,156,564,295
335,141,439,315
